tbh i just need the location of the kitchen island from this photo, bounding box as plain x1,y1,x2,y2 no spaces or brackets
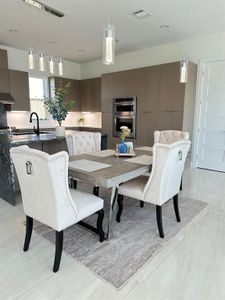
0,130,107,206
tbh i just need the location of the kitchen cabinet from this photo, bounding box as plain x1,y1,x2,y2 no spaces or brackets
80,77,101,112
0,68,10,93
0,49,8,69
101,74,113,112
101,61,197,146
9,70,30,111
49,77,80,111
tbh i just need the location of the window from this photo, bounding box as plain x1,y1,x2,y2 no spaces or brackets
29,77,48,120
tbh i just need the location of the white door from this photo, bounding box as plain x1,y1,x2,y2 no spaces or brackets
198,59,225,172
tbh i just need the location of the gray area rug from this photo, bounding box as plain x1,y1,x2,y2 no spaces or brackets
34,183,207,289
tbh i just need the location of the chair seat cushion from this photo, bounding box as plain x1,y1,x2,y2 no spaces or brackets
70,189,104,222
118,176,149,200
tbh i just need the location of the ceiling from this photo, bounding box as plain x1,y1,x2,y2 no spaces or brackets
0,0,225,63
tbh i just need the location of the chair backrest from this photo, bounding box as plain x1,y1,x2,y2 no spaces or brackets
10,145,78,231
143,140,191,205
154,130,189,144
66,132,101,156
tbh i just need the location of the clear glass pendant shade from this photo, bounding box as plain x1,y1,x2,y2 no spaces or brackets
39,53,45,71
102,24,115,65
28,49,35,69
58,58,63,76
180,59,188,83
49,57,54,75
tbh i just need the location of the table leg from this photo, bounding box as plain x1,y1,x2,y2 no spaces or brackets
107,186,118,240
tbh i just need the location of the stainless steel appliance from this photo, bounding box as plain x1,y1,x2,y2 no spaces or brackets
113,97,137,138
113,97,136,115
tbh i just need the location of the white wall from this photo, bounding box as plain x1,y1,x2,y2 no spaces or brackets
1,44,81,79
81,32,225,79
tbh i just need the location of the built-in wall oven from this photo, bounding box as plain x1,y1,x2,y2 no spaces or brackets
113,97,137,138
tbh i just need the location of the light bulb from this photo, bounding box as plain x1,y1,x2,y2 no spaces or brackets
58,58,63,76
102,24,115,65
39,53,45,71
180,60,188,83
28,49,35,69
49,57,54,75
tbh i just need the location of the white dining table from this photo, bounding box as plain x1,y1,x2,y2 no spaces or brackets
68,148,152,239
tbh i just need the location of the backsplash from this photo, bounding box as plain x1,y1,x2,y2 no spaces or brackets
6,111,102,129
0,104,7,128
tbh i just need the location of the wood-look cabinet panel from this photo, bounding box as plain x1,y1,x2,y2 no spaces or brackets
92,77,101,111
137,112,158,146
50,77,80,112
102,112,113,147
171,62,185,111
102,74,113,112
80,79,91,111
80,77,101,112
140,66,160,112
42,140,61,154
159,63,173,112
0,49,8,69
0,68,10,93
112,72,126,98
170,112,183,130
158,112,183,131
9,70,30,111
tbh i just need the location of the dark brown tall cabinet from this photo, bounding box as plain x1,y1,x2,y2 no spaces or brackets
49,77,80,111
9,70,30,111
101,61,197,147
80,77,101,112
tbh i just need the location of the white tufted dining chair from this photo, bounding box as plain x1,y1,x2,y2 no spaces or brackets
116,140,191,238
10,145,104,272
66,131,101,194
154,130,189,144
66,132,101,156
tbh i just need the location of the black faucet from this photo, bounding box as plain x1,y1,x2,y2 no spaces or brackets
29,112,40,135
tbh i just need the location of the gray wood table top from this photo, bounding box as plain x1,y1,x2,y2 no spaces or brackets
68,149,152,188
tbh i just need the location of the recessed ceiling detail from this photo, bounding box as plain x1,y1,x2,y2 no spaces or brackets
1,0,225,63
132,9,152,19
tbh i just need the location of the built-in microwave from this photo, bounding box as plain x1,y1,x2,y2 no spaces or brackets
113,97,137,115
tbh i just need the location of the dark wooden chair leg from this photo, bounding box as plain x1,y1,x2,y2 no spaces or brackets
180,177,183,191
116,194,124,222
173,194,181,222
156,205,164,238
53,230,63,273
93,185,99,196
70,178,77,189
97,209,105,242
23,216,33,251
140,201,144,208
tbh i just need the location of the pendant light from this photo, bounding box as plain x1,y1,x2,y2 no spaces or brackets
58,58,63,76
102,22,115,65
39,53,45,71
180,59,188,83
28,49,35,69
49,56,55,75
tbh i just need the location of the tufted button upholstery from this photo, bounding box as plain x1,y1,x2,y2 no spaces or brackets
66,132,101,156
154,130,189,144
10,145,104,231
119,140,191,205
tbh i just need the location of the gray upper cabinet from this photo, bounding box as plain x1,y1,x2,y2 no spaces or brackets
80,77,101,112
49,77,80,112
0,49,8,69
9,70,30,111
